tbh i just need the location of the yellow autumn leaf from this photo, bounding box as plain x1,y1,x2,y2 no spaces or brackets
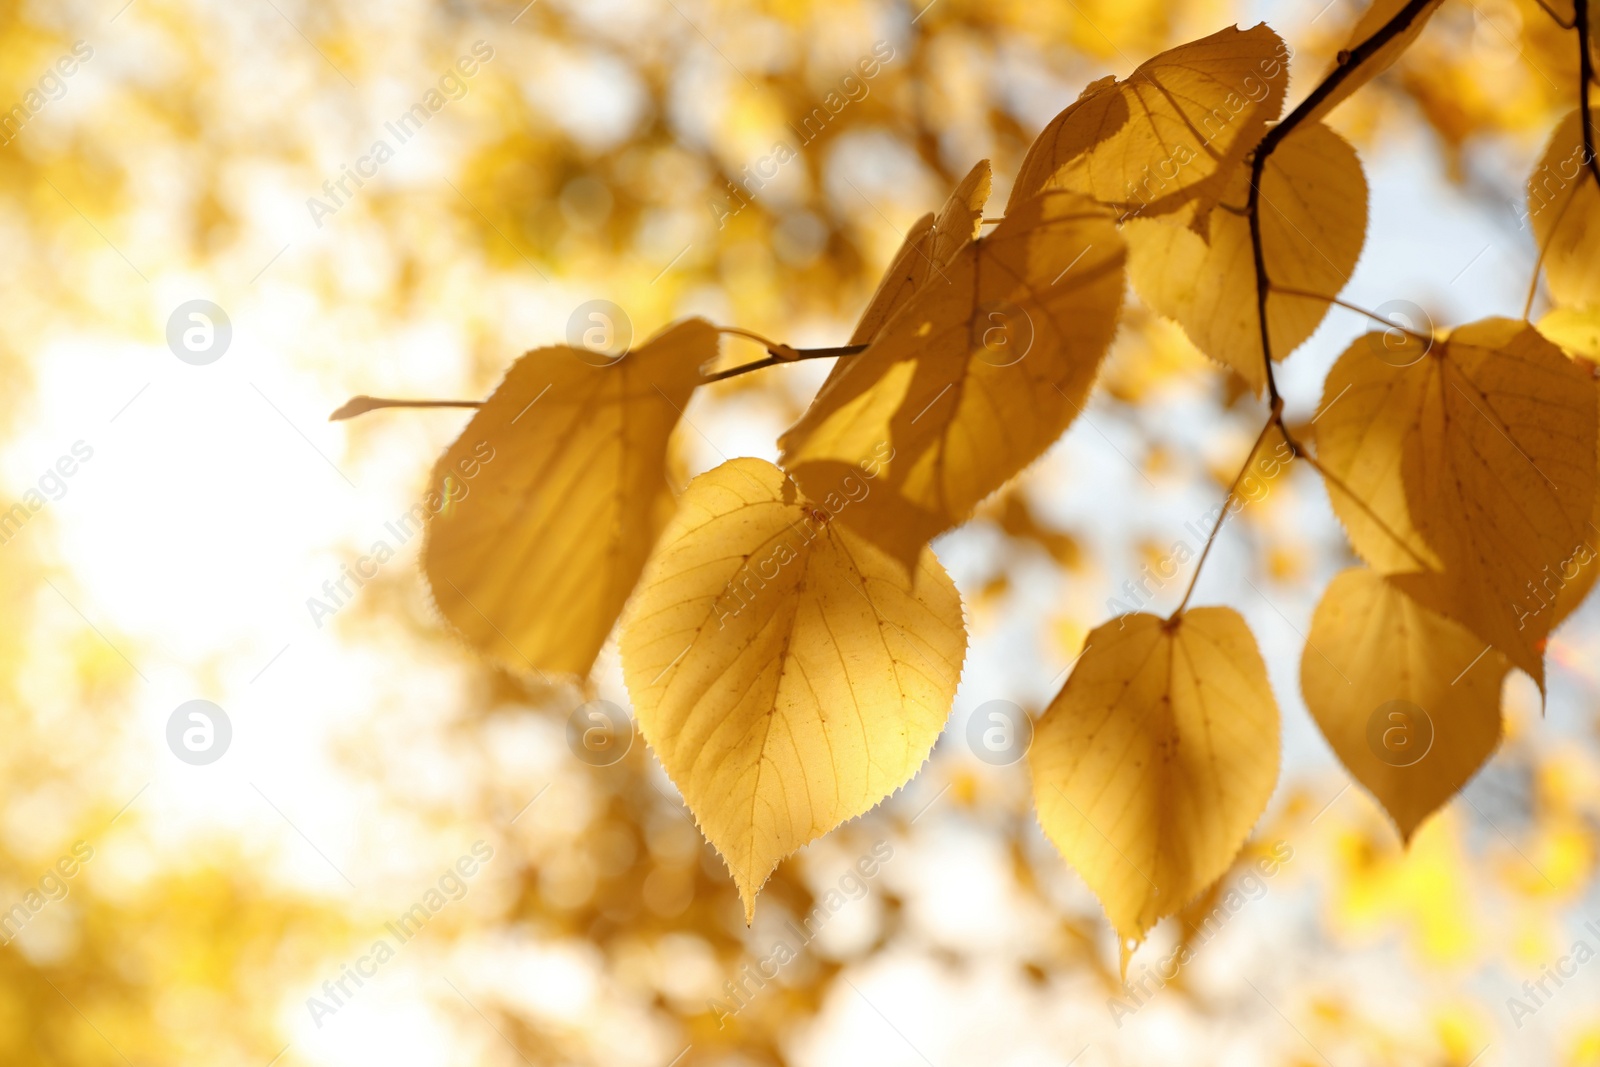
618,457,966,919
1546,339,1600,628
1302,0,1445,125
1313,327,1443,574
1029,607,1280,967
1302,567,1508,843
1535,320,1600,628
1125,120,1368,393
1538,306,1600,363
1388,319,1598,689
1007,23,1290,221
424,318,715,677
850,160,992,345
1318,320,1597,685
1529,109,1600,310
780,189,1126,566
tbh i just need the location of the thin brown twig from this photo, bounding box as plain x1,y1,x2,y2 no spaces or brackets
1172,410,1281,617
1246,0,1438,407
701,344,868,383
1267,284,1433,341
1577,0,1600,188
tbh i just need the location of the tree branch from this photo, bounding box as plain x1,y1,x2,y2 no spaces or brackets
1578,0,1600,189
1247,0,1438,407
700,344,868,383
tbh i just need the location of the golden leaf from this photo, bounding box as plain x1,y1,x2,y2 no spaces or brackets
1029,608,1280,969
423,318,714,677
1007,24,1289,221
1538,306,1600,363
1125,121,1368,393
1552,525,1600,630
1314,318,1597,687
618,457,966,919
850,160,992,345
1535,326,1600,628
1313,327,1442,574
1528,109,1600,311
1302,567,1508,843
780,189,1126,567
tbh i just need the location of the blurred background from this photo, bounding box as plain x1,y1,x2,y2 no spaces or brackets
0,0,1597,1063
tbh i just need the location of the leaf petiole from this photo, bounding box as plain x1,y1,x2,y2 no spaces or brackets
1267,285,1433,342
700,343,868,384
329,396,483,421
1172,409,1282,617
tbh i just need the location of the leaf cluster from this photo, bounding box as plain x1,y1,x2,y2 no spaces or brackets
343,0,1600,965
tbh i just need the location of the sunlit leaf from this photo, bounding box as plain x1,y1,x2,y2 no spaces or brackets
424,318,715,677
850,160,992,345
618,457,966,919
1029,607,1280,970
1389,320,1597,688
1538,306,1600,362
1302,567,1508,842
781,189,1125,566
1314,327,1443,574
1125,121,1368,393
1529,109,1600,311
1007,23,1289,222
